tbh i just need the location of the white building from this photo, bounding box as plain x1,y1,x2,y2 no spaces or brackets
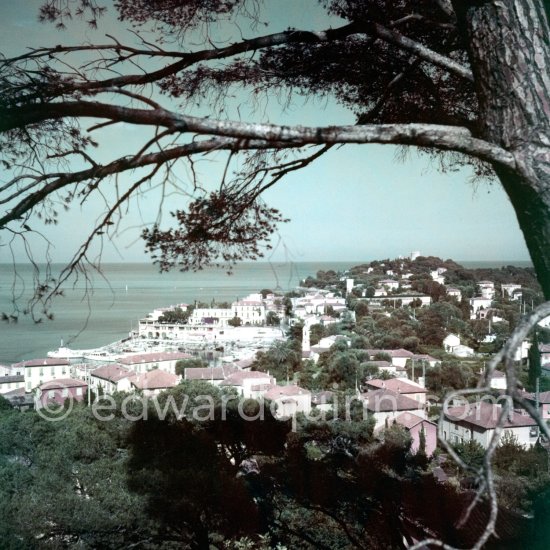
379,279,399,291
14,358,72,392
263,384,311,418
220,371,275,399
89,364,135,394
442,401,538,448
118,351,193,374
188,307,234,327
446,287,462,301
361,389,425,430
232,298,266,325
443,334,461,353
501,283,521,300
469,297,493,319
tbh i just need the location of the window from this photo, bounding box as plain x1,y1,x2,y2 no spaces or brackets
26,368,31,378
62,388,68,397
51,367,55,376
48,390,55,398
39,368,44,376
76,387,82,396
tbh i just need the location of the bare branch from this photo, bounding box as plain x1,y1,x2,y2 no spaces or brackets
370,23,472,81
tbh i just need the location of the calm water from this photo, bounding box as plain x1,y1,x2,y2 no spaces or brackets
0,260,532,363
0,261,351,363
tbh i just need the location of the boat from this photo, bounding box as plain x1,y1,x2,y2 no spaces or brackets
82,350,120,362
47,347,87,359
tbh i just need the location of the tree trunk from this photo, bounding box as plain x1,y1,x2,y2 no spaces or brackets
454,0,550,298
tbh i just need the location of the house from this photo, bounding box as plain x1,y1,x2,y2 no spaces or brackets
263,384,311,418
411,354,439,367
478,280,495,299
393,412,438,456
469,297,493,319
540,344,550,366
118,351,193,374
13,358,71,392
522,391,550,422
361,389,425,429
0,374,25,395
232,295,267,325
89,363,135,394
443,334,461,353
188,307,234,327
365,378,427,404
130,369,181,396
379,279,399,291
489,369,506,390
363,360,396,376
36,378,88,408
219,371,275,398
452,344,475,358
311,390,334,412
446,287,462,301
184,366,238,385
367,348,414,368
442,401,538,448
430,270,446,285
501,283,521,300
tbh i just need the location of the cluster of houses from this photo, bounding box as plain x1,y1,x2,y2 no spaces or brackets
0,340,545,454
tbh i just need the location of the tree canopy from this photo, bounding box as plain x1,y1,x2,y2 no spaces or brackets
1,0,549,317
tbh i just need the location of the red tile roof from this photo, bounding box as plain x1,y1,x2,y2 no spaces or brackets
119,351,192,365
362,389,424,413
13,358,70,368
91,363,133,382
220,370,274,386
184,366,238,381
263,384,310,400
366,378,427,394
395,412,435,430
445,402,537,430
131,369,180,390
39,378,88,390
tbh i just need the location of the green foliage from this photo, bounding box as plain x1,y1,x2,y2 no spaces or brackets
265,311,280,326
528,330,542,392
309,323,327,345
453,440,485,469
424,361,476,396
228,316,243,327
0,395,12,411
158,306,191,324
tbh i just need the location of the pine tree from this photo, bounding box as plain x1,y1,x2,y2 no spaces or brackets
528,330,542,392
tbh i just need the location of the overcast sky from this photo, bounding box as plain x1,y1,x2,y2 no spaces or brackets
0,0,531,264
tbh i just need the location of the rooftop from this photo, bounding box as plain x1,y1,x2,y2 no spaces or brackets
445,402,537,430
132,369,180,390
39,378,88,390
361,389,424,412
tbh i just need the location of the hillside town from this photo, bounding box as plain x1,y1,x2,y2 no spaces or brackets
1,255,550,546
1,255,549,434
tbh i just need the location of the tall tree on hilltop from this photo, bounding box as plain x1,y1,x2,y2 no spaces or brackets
0,0,549,317
528,328,542,392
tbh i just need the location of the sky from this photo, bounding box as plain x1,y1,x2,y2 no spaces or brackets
0,0,532,265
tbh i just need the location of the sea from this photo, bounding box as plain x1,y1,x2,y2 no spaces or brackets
0,260,533,364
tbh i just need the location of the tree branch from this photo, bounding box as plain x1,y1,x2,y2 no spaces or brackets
370,22,472,81
1,101,514,168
